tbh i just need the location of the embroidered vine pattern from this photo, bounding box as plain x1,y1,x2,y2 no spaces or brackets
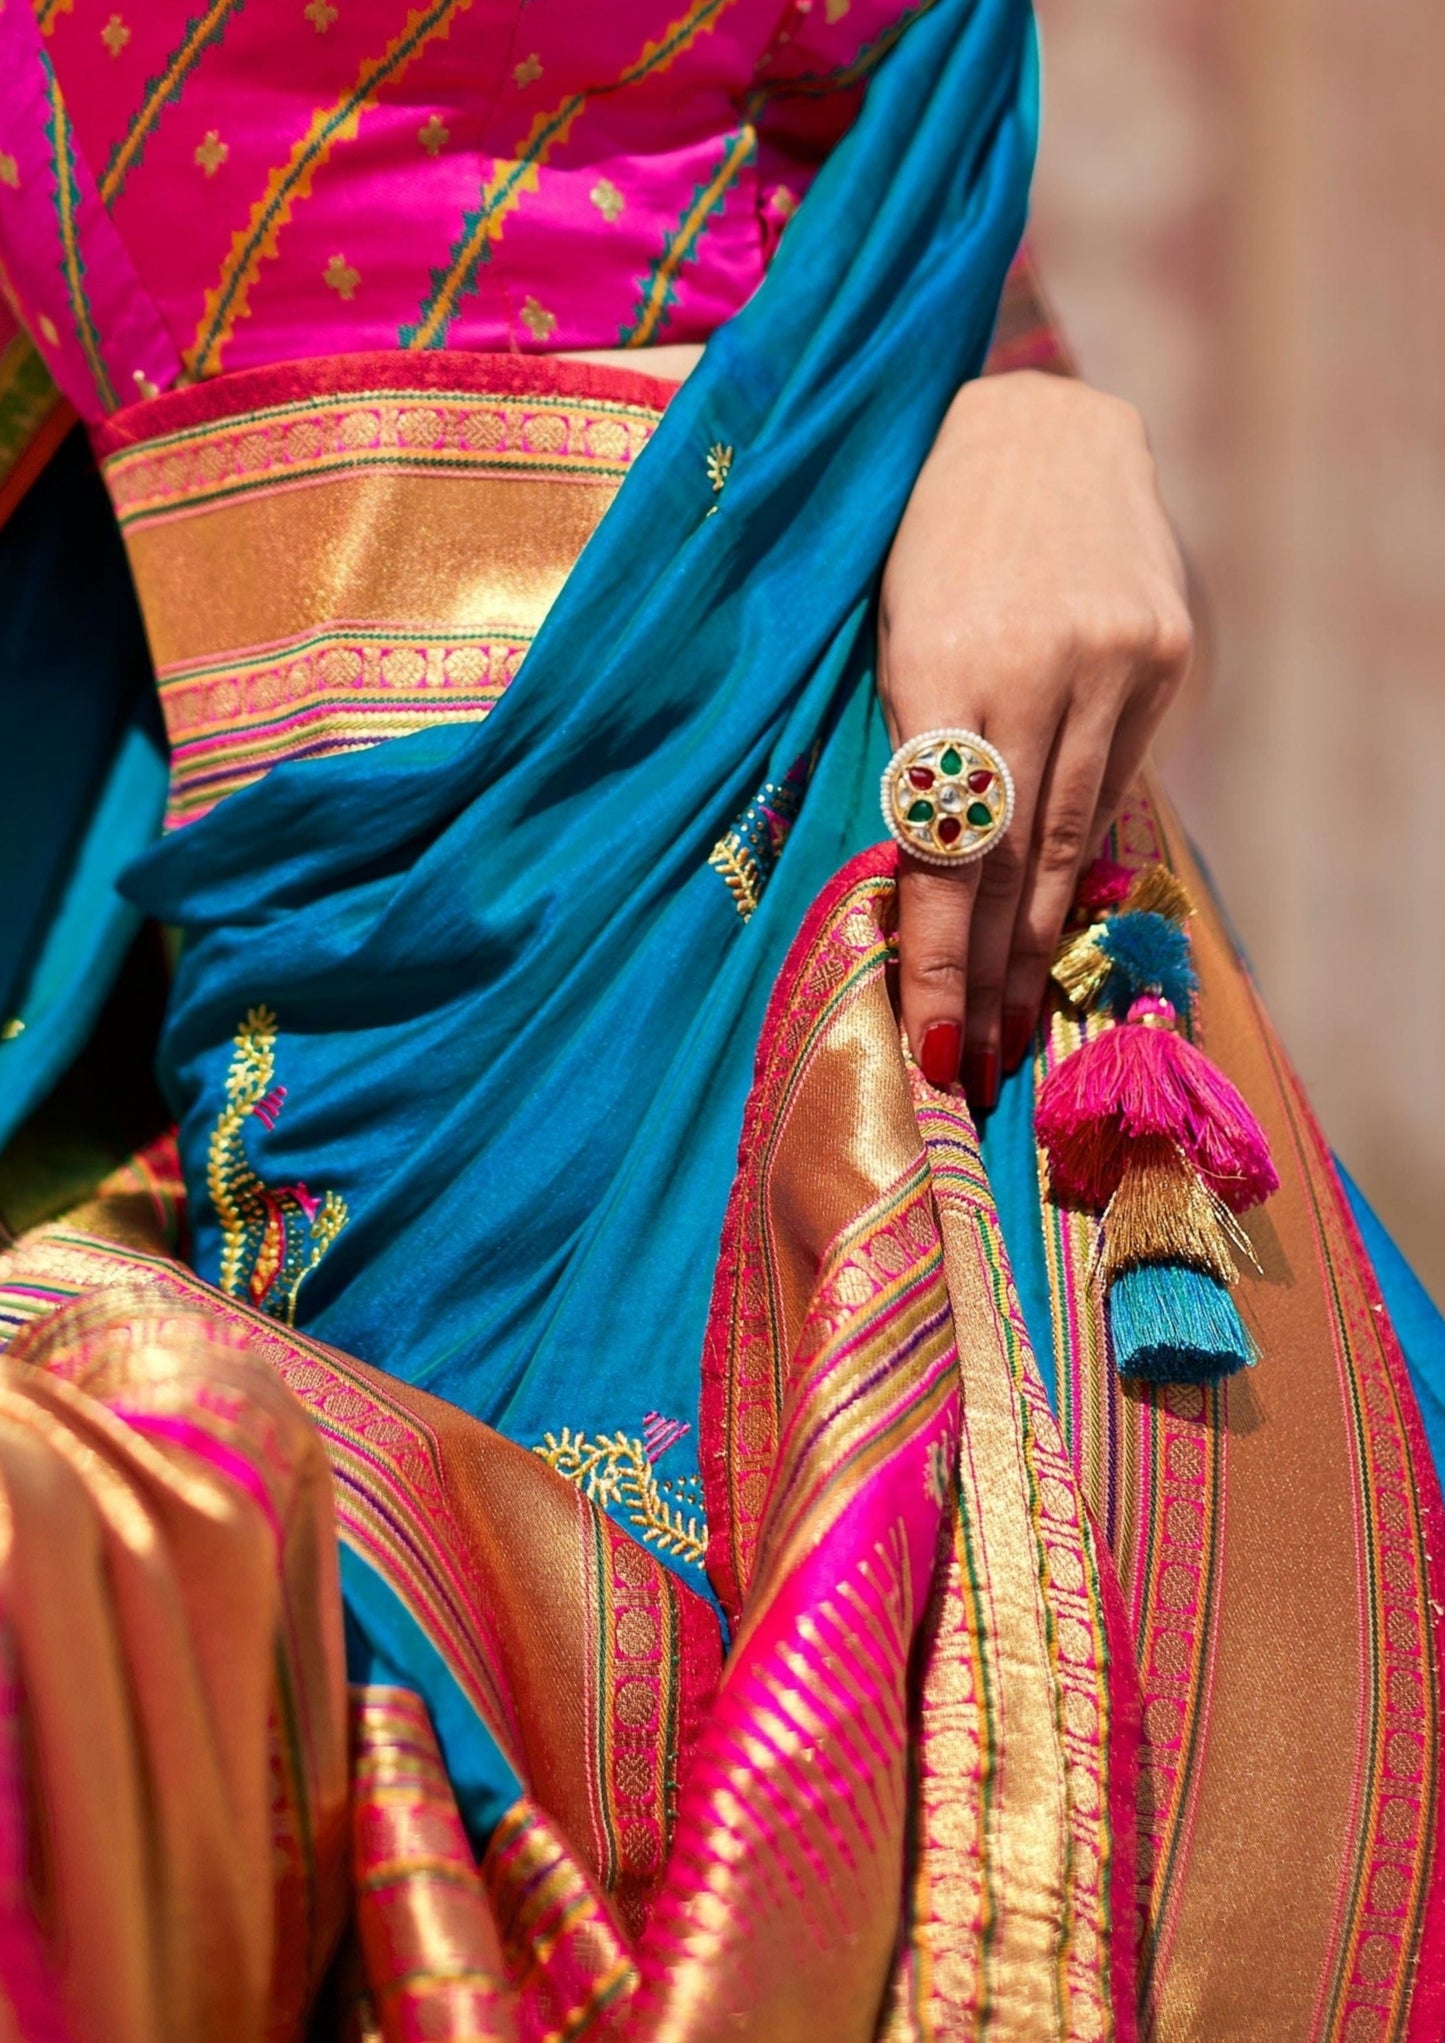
534,1411,707,1566
207,1005,348,1326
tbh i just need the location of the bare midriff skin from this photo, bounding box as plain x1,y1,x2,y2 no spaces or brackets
567,345,1192,1110
561,343,706,384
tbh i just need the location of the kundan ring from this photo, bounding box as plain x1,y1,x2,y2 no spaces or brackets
880,728,1016,867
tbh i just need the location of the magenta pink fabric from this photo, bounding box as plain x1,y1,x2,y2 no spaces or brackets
0,0,910,418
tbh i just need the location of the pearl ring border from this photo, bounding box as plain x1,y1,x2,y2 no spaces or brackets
879,727,1017,868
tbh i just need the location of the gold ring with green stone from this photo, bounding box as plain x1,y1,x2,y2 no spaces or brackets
880,728,1016,868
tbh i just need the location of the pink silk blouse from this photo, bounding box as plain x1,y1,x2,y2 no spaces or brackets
0,0,911,421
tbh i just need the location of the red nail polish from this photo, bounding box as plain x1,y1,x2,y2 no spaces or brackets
919,1021,962,1090
963,1046,1000,1114
1001,1009,1032,1076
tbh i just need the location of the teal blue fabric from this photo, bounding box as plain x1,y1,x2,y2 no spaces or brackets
340,1549,523,1844
0,432,167,1150
981,1051,1057,1405
1340,1164,1445,1479
118,0,1040,1826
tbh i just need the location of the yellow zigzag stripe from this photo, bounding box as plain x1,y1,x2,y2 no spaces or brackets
625,121,756,349
406,0,739,350
101,0,244,204
189,0,474,377
45,65,116,410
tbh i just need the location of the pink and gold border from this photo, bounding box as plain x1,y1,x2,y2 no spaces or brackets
91,353,674,827
93,351,674,531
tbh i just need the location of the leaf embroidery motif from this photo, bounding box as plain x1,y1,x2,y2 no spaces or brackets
533,1426,707,1566
206,1006,349,1325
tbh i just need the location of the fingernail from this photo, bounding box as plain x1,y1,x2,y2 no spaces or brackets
1001,1009,1033,1076
919,1021,962,1090
963,1045,999,1114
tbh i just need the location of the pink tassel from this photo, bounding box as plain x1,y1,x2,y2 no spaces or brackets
1037,996,1279,1213
1073,856,1136,922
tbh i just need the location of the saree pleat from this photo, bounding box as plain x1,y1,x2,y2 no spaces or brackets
0,1295,348,2043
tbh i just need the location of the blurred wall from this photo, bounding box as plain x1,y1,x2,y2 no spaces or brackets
1031,0,1445,1304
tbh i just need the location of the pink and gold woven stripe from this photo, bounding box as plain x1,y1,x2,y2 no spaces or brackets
102,380,662,532
92,353,674,826
155,624,532,828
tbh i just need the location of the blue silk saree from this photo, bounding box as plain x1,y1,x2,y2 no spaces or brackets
2,0,1445,2035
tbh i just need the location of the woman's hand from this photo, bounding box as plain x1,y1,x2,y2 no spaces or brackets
878,369,1194,1109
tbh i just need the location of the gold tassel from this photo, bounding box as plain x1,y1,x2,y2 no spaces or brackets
1052,924,1112,1007
1097,1138,1256,1287
1122,864,1194,925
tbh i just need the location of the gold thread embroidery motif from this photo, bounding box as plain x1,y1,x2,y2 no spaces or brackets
708,749,814,921
519,294,556,341
207,1005,348,1324
195,130,228,177
590,176,625,222
323,253,359,299
534,1421,706,1567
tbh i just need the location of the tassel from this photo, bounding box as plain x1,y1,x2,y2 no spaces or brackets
1052,863,1198,1015
1074,857,1136,921
1054,910,1198,1018
1043,865,1275,1387
1036,996,1279,1214
1098,1137,1252,1287
1052,923,1112,1007
1107,1263,1254,1383
1101,1144,1258,1381
1120,863,1193,924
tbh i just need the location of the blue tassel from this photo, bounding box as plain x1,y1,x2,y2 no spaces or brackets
1097,911,1198,1020
1107,1261,1254,1384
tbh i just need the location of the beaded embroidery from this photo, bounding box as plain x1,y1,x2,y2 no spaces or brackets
207,1005,348,1325
708,749,814,921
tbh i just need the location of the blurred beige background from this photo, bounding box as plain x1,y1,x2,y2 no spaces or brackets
1031,0,1445,1304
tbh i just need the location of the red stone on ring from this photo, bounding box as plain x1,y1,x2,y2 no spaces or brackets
937,816,963,846
967,769,994,793
908,766,935,790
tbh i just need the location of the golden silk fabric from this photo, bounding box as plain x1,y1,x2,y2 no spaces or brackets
94,354,674,828
0,1292,348,2043
0,852,1132,2042
1039,795,1445,2041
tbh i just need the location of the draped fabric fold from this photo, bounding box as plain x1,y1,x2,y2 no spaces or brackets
1,786,1443,2036
0,845,1134,2041
1,0,1444,2033
0,1294,349,2043
106,0,1041,1513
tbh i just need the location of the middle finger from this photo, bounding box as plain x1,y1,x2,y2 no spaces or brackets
959,719,1054,1111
